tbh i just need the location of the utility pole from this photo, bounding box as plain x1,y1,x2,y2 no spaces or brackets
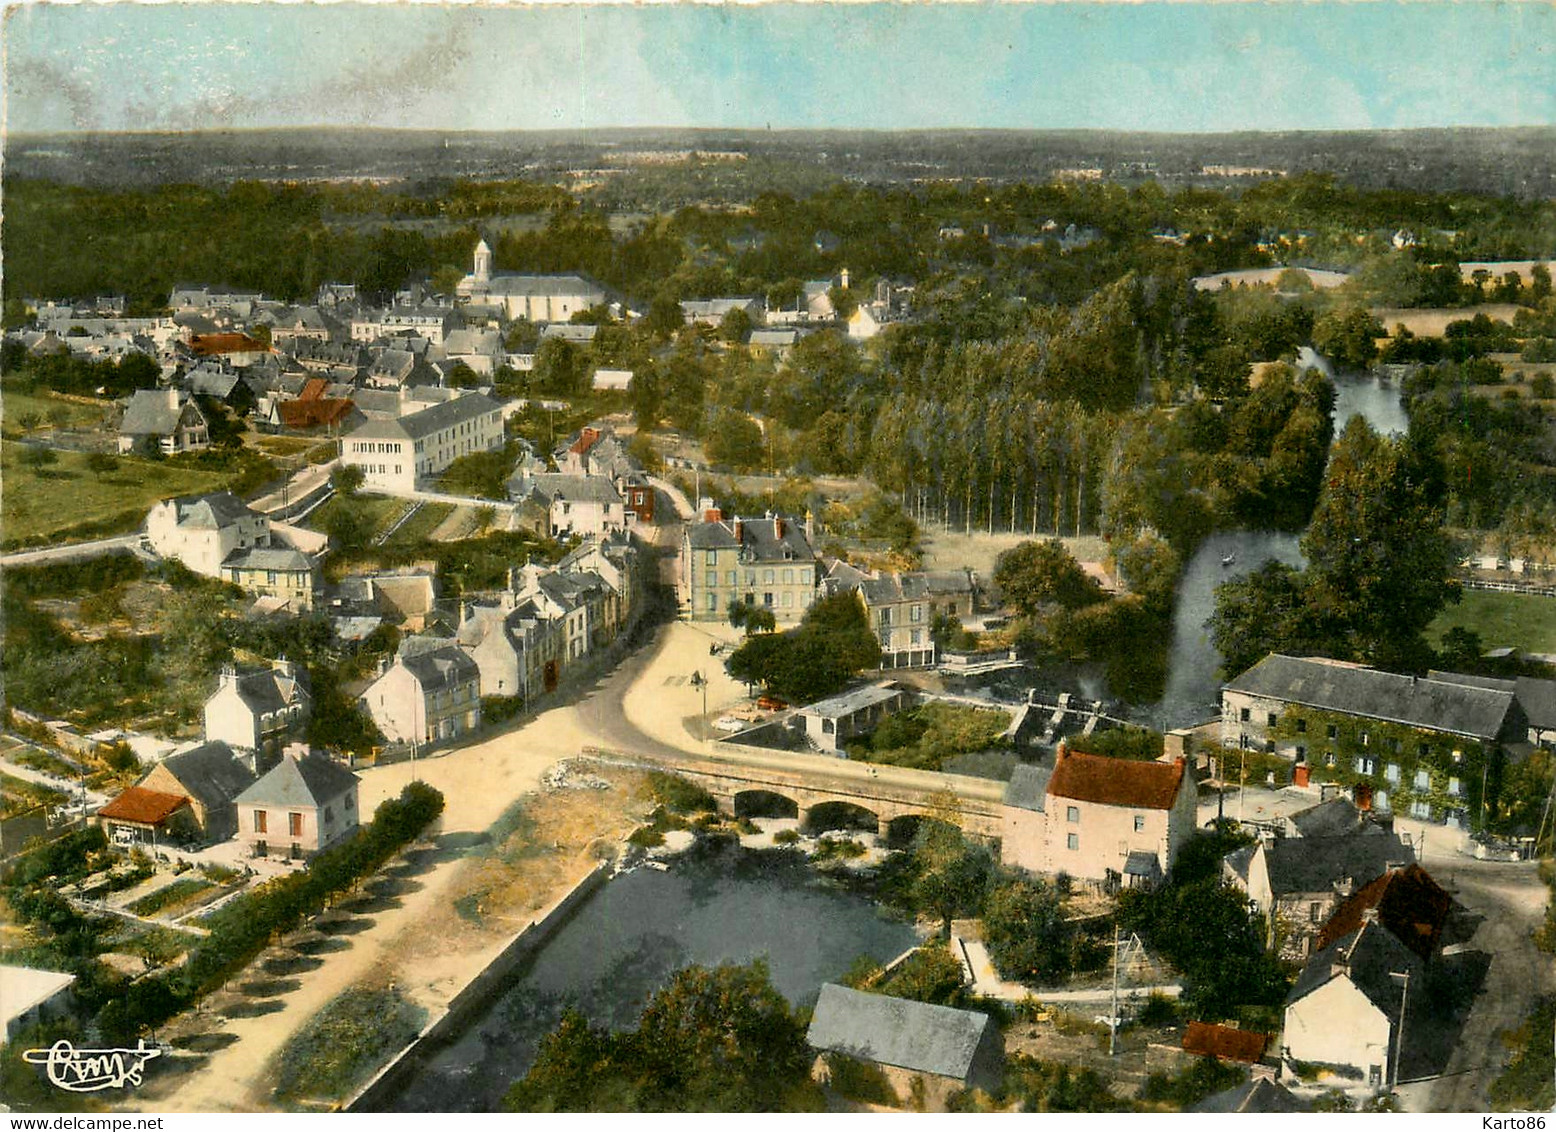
1389,969,1411,1094
1108,922,1121,1057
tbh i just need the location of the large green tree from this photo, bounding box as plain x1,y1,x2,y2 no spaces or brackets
993,539,1106,617
504,962,821,1112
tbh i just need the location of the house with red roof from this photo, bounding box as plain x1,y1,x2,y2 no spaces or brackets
1000,745,1198,885
96,787,197,847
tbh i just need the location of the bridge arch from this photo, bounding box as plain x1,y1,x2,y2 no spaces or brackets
803,800,880,836
732,789,799,820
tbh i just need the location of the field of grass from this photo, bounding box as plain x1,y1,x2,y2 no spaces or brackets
307,493,408,544
1,391,112,435
251,435,318,458
271,986,427,1105
1,441,230,547
382,502,456,547
1428,590,1556,656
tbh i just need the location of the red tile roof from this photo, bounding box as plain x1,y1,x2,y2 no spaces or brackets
569,426,601,456
1182,1021,1268,1063
190,333,267,356
1313,863,1451,960
298,377,330,402
280,398,355,430
1046,748,1186,810
98,787,190,826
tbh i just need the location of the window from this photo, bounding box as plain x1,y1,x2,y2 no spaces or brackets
1414,769,1431,791
1309,902,1323,923
1239,707,1250,723
1410,800,1431,819
1295,745,1307,762
705,550,718,567
1448,777,1462,797
1376,790,1389,811
288,812,304,837
324,806,334,823
254,810,267,834
1295,718,1307,734
1267,712,1278,727
1134,815,1146,833
1066,833,1079,851
1066,805,1080,823
1386,763,1400,784
1326,752,1337,768
1265,740,1275,753
1355,756,1375,775
781,592,793,608
763,569,775,584
762,593,774,607
1419,743,1431,758
1328,724,1339,740
782,568,794,584
1360,731,1370,746
1452,749,1463,764
1390,738,1403,754
879,609,892,626
726,570,736,586
911,605,923,623
909,628,922,645
705,593,717,611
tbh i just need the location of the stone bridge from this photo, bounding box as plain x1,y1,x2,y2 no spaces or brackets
583,745,1007,844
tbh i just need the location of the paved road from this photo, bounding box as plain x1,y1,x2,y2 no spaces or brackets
1410,861,1553,1112
0,533,143,566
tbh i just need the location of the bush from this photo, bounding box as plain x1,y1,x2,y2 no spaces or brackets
1140,1056,1246,1109
773,829,801,845
824,1053,899,1106
629,827,666,849
644,771,716,814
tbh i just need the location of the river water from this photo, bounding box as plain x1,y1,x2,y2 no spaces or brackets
1147,356,1407,728
387,844,921,1112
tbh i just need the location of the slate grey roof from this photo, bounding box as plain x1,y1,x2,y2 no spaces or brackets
235,751,358,809
685,514,815,562
1287,921,1420,1019
121,389,198,436
807,984,993,1082
1260,834,1415,898
400,644,479,691
348,392,501,443
1223,844,1256,886
540,323,598,342
1002,762,1052,812
225,547,313,573
220,666,309,715
1429,671,1556,733
1124,850,1162,878
188,367,241,399
1190,1078,1308,1113
522,474,623,507
1224,654,1517,741
750,329,800,346
443,328,503,356
1288,797,1371,838
480,273,605,299
167,491,256,530
157,741,254,810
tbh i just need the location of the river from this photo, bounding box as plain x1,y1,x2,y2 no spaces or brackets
1147,355,1407,727
384,843,922,1112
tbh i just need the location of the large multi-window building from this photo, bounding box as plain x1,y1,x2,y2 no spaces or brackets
338,391,504,493
1220,653,1531,828
681,509,818,622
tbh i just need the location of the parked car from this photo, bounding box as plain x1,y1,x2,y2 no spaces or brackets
757,695,788,712
713,716,747,733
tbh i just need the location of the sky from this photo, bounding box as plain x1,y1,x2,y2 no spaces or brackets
4,1,1554,135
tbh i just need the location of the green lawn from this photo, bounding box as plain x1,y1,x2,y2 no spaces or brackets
1,441,231,547
382,502,456,547
308,493,408,544
1428,590,1556,656
1,391,112,436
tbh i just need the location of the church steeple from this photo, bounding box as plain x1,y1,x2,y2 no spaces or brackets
473,237,492,283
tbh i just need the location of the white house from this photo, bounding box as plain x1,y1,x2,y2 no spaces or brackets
146,492,271,579
508,473,627,539
118,388,209,455
338,391,505,493
234,745,360,860
1001,747,1198,885
203,660,312,755
360,640,482,745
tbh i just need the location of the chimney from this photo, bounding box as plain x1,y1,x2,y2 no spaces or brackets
164,387,180,413
804,508,815,543
840,267,850,290
282,741,309,762
220,663,239,689
273,656,293,680
774,515,785,539
704,507,723,523
459,600,469,627
733,516,744,543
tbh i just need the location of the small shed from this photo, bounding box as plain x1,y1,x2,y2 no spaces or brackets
96,786,196,847
1181,1020,1269,1064
806,983,1003,1110
796,683,913,754
2,966,76,1041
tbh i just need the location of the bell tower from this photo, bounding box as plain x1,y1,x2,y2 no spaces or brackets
473,237,492,283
